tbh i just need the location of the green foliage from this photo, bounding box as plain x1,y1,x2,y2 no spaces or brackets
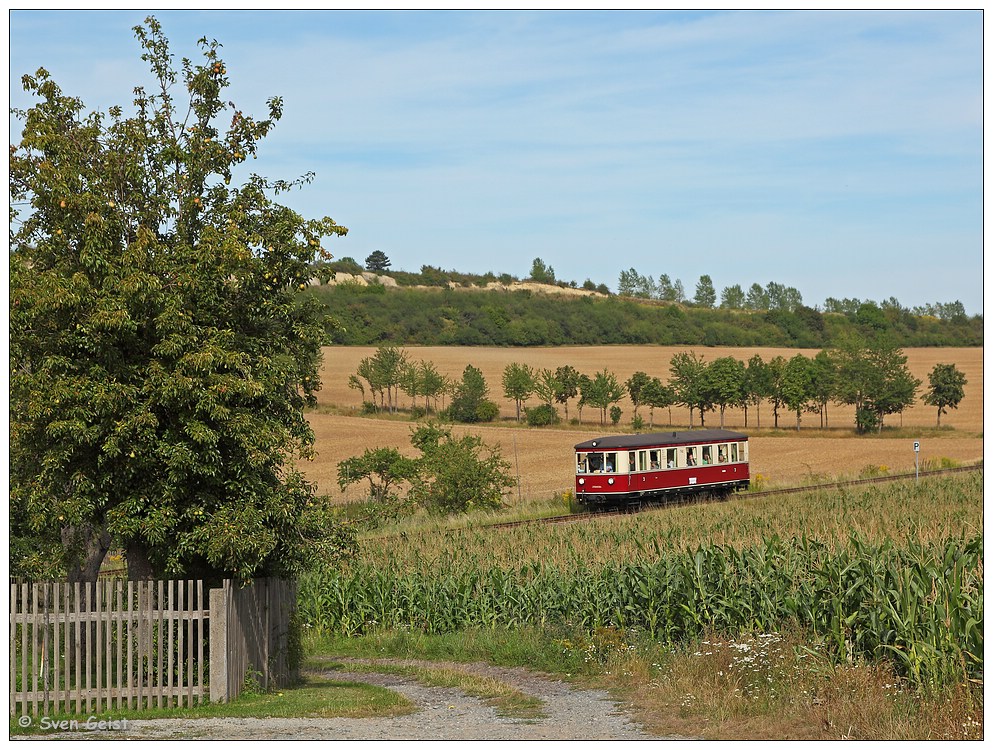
447,365,499,423
669,351,710,427
704,357,746,429
307,283,981,348
580,369,624,426
337,447,420,504
528,257,556,284
364,250,391,272
9,17,351,581
832,334,921,432
502,362,536,422
526,403,560,427
923,363,968,427
694,274,717,308
407,425,514,515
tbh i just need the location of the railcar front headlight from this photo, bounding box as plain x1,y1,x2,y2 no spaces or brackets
608,478,614,485
578,478,585,486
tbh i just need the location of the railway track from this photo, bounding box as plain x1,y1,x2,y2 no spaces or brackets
489,463,983,531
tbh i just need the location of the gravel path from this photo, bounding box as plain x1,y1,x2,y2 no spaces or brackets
22,658,689,741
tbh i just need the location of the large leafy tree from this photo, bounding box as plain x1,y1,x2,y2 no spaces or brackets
923,363,968,427
9,18,351,583
831,334,919,433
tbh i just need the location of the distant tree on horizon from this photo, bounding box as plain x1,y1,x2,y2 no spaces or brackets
365,250,392,272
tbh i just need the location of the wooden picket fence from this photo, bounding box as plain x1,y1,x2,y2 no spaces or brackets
9,578,296,716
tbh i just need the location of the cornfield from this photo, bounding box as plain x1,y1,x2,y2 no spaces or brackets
300,474,983,692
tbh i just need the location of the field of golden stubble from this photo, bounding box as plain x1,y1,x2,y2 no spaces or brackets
301,346,984,503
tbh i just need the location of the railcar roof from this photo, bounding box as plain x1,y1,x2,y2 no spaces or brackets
574,429,748,451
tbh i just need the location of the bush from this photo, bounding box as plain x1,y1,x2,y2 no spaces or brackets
526,404,560,427
408,424,514,514
475,401,500,423
610,405,622,425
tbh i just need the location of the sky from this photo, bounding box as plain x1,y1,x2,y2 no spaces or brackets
8,9,985,315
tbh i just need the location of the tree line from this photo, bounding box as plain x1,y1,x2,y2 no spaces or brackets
350,340,968,435
310,283,982,349
328,254,974,328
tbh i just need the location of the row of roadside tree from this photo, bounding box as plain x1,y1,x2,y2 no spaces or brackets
349,337,967,434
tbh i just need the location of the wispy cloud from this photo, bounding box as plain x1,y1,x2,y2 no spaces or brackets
9,10,982,312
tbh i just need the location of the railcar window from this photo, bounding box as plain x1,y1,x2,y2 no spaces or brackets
666,448,676,468
739,442,747,461
686,447,697,466
604,452,617,472
576,455,586,473
702,446,712,465
586,452,603,472
718,444,728,463
639,451,648,471
649,449,661,470
730,443,738,462
628,452,636,473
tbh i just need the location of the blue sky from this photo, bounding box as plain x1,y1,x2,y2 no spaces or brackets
8,10,984,314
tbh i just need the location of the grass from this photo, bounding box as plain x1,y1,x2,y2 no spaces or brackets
308,657,545,719
9,669,413,737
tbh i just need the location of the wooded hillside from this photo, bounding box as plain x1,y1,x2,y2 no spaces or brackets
305,281,982,349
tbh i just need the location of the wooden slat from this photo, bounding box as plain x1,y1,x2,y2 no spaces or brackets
9,576,288,714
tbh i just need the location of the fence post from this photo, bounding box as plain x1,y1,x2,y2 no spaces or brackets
208,586,228,704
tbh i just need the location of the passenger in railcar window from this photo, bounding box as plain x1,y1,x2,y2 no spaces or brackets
702,446,712,464
686,448,696,466
667,448,676,468
718,446,727,463
628,452,636,472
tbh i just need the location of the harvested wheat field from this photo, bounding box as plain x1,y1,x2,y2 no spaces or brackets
302,346,984,504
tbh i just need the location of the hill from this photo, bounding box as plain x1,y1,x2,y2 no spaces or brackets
303,274,982,349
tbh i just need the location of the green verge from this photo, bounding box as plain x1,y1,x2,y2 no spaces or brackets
8,671,412,737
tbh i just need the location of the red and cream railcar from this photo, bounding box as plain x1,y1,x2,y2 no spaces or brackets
574,429,749,507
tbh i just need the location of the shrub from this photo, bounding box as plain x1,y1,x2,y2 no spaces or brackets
526,404,560,427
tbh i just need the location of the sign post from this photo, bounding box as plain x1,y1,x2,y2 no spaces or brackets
913,440,920,481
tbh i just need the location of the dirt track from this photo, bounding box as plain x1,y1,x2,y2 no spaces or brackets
21,661,667,741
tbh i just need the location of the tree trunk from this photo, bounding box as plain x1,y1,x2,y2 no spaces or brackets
125,542,156,581
62,523,112,586
62,523,111,686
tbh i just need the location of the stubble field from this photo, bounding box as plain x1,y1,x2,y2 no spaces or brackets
302,346,984,503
